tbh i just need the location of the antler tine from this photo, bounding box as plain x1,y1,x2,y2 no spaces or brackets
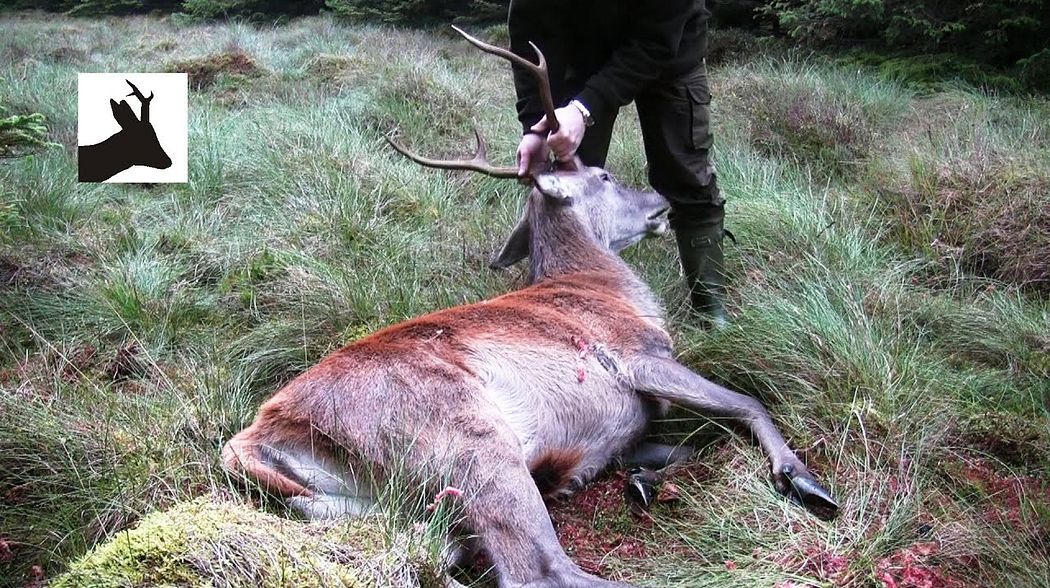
385,128,520,179
451,25,559,134
124,79,154,122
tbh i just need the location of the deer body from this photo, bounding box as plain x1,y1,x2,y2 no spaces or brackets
224,28,835,588
230,264,669,500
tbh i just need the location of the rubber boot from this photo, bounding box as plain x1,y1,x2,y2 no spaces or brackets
674,219,728,329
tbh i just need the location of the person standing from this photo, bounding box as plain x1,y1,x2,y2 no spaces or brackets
509,0,728,327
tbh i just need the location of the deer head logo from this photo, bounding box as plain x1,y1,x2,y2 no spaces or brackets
78,79,172,182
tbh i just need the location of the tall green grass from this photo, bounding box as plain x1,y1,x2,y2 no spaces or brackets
0,12,1047,588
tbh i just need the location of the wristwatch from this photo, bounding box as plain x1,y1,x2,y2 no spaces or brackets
569,99,595,127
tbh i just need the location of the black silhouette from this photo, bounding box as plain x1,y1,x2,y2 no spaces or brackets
78,80,172,182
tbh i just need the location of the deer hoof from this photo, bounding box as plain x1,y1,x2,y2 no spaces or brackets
780,466,838,519
624,467,662,515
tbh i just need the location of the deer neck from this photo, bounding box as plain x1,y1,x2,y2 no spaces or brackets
78,132,134,182
526,205,665,325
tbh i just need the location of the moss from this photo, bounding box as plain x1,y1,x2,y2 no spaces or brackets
0,106,53,158
53,499,438,588
52,511,197,587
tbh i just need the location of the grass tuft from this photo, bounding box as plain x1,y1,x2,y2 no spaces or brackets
717,60,905,179
881,153,1050,293
166,49,266,90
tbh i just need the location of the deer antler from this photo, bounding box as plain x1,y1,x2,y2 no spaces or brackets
386,26,559,180
124,80,154,122
450,25,559,134
386,128,519,178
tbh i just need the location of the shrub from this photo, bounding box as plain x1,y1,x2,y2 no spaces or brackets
761,0,1050,69
0,105,52,158
0,0,75,10
706,27,767,66
324,0,506,26
1019,48,1050,94
66,0,181,16
837,51,1024,94
178,0,324,21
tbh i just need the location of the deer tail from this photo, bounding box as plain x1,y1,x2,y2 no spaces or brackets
221,430,314,498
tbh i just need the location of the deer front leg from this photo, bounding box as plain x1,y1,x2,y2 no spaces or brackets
627,355,838,516
417,419,634,588
457,461,635,588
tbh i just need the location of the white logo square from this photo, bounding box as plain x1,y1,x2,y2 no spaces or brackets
77,73,188,183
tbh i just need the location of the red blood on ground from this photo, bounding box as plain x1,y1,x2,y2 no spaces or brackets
960,458,1050,532
23,565,44,588
546,471,653,575
874,542,967,588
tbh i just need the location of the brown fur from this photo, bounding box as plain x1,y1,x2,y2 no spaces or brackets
529,447,585,498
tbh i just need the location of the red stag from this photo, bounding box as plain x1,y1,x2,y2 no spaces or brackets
223,27,836,588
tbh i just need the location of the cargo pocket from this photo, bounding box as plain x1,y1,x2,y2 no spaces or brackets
687,82,711,151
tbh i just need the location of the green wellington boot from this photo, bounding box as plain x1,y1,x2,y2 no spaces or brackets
674,221,729,328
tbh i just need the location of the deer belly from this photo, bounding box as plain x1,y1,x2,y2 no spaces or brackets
477,350,649,494
524,389,648,497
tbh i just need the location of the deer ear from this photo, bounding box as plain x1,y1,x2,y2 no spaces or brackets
489,215,530,269
534,173,586,201
110,99,138,129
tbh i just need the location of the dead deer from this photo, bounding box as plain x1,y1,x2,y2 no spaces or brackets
78,79,171,182
222,27,836,588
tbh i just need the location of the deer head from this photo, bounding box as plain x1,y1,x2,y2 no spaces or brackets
388,27,669,278
110,80,171,171
490,165,670,270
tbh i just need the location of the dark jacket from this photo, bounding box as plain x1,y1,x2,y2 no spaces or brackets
508,0,711,132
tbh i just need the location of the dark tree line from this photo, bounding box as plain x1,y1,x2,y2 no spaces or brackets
0,0,505,23
2,1,1048,88
750,0,1050,67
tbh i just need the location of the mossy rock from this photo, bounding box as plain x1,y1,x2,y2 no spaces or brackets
53,499,441,588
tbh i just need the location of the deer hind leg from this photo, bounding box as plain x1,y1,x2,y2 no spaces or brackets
222,425,375,520
627,355,838,516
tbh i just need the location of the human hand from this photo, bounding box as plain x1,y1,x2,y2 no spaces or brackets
530,105,586,164
516,132,550,182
